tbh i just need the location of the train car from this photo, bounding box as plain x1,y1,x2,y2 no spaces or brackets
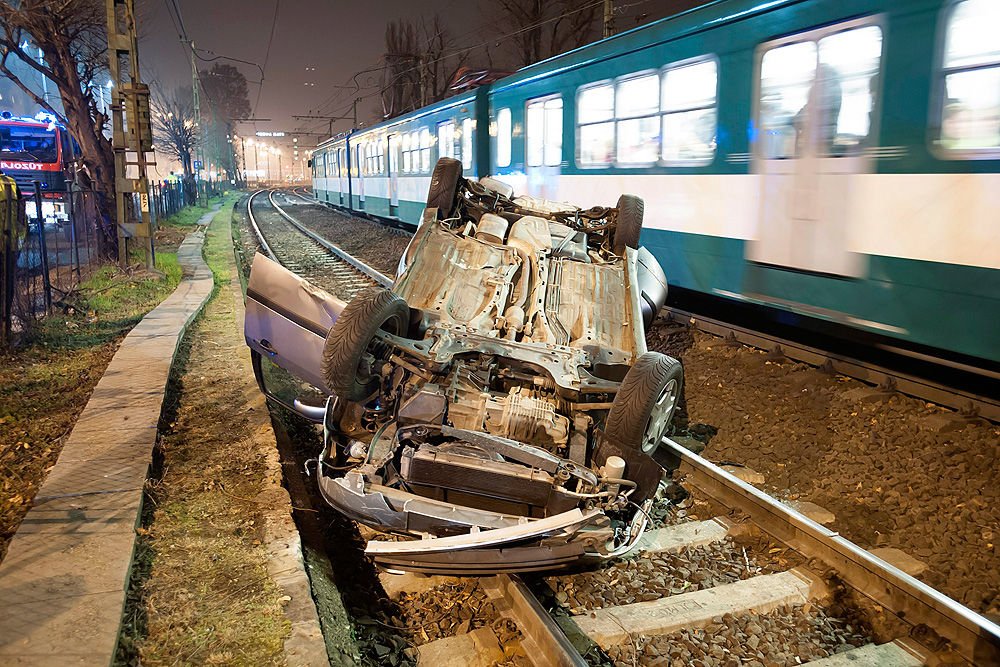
0,112,77,224
313,0,999,369
313,88,489,221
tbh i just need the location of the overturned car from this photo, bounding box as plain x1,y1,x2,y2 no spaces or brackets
245,158,683,573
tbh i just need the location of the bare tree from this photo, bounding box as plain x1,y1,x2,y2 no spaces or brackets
199,63,251,181
151,86,197,179
492,0,601,68
381,20,421,118
0,0,118,258
380,15,468,119
151,86,197,199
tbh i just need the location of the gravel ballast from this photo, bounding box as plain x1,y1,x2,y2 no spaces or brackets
547,535,801,613
649,321,1000,615
603,603,871,667
280,198,412,276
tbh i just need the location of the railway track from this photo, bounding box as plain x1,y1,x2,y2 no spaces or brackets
245,189,391,300
236,192,1000,666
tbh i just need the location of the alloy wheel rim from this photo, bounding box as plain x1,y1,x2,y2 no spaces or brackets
641,378,678,454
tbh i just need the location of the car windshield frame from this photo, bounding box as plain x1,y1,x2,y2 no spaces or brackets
0,124,59,163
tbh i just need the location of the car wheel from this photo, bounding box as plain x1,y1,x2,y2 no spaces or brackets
605,352,683,455
321,287,410,401
612,194,644,255
426,157,463,219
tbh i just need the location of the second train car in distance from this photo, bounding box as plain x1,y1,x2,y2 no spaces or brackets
311,0,1000,375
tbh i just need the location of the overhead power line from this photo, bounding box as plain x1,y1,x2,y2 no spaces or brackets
254,0,281,117
301,0,608,133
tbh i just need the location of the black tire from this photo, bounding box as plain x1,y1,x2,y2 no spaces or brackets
605,352,683,455
321,287,409,401
426,157,463,219
613,194,644,255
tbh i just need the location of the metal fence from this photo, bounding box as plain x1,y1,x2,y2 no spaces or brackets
1,177,227,347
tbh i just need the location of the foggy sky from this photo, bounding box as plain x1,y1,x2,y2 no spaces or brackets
137,0,697,156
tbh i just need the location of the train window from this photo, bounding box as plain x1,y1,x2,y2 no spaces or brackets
818,26,882,155
461,118,474,170
661,59,718,164
402,134,411,173
578,83,614,165
938,0,1000,154
616,73,659,165
526,96,562,167
438,121,456,160
758,24,882,160
496,108,512,168
759,41,818,159
420,128,432,172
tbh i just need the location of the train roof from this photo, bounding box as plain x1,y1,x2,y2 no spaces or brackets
316,90,478,150
490,0,808,93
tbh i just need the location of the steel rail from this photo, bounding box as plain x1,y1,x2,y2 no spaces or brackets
487,575,588,667
265,190,392,288
668,306,999,422
661,436,1000,665
245,189,278,261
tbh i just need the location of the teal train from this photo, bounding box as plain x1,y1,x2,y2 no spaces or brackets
311,0,999,372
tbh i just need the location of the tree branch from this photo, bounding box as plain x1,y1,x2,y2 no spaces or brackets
0,51,68,125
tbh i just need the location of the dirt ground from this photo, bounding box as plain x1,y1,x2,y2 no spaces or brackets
647,319,1000,616
119,209,296,665
0,260,181,562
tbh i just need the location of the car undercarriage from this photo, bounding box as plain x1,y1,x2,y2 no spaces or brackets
245,158,683,573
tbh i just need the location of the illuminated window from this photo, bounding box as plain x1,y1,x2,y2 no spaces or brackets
661,59,718,163
616,73,659,164
420,128,431,172
461,118,474,170
526,96,562,167
758,25,882,159
438,120,456,160
938,0,1000,154
401,133,411,173
496,108,512,168
578,83,614,165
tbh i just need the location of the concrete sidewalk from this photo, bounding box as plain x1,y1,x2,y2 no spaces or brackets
0,209,217,666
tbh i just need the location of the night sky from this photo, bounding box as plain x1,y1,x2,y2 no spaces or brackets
137,0,699,158
140,0,507,150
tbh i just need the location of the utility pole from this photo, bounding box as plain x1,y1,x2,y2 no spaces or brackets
186,40,205,192
105,0,156,269
603,0,615,38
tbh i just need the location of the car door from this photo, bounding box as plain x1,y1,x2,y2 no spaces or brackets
244,253,345,395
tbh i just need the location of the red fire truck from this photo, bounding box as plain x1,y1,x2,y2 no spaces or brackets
0,112,77,225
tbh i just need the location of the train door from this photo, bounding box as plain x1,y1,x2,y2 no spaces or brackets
338,148,347,206
524,95,563,199
356,143,365,209
387,134,400,215
749,19,883,278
